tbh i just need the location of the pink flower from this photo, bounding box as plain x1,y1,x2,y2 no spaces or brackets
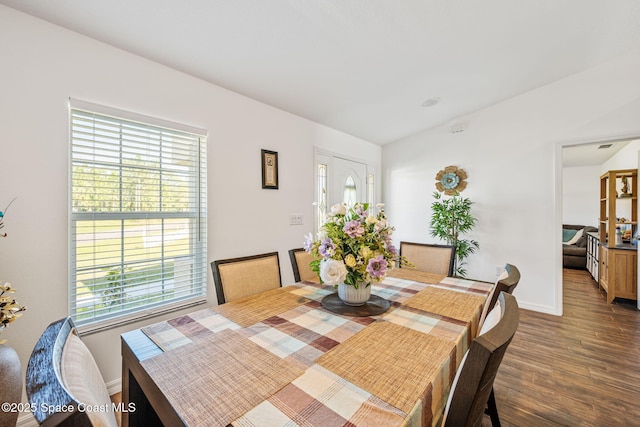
343,220,365,238
366,255,388,279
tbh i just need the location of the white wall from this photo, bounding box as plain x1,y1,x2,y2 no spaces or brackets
382,47,640,315
602,140,640,172
561,141,640,233
600,140,640,224
0,4,381,404
562,165,600,226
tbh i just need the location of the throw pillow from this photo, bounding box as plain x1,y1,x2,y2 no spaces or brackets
61,332,118,427
565,228,584,245
562,228,578,243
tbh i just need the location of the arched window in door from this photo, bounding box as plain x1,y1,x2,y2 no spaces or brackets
343,176,357,207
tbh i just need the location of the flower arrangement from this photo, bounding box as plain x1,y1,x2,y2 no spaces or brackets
305,202,409,288
0,282,26,344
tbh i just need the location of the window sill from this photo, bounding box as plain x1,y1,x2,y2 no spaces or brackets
76,297,208,336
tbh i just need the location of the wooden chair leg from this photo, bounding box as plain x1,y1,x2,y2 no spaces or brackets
485,386,501,427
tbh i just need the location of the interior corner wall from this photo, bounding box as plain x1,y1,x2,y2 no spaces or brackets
382,48,640,315
0,4,381,399
601,140,640,172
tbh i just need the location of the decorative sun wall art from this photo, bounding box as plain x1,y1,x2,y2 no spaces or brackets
435,166,467,195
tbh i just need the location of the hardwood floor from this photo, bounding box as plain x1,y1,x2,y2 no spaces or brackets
486,268,640,426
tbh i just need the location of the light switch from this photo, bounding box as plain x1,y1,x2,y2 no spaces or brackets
290,214,303,225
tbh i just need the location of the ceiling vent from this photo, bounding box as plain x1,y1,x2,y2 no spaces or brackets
449,121,468,134
598,144,613,149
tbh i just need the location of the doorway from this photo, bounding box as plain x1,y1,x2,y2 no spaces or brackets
332,157,367,208
314,150,375,233
560,137,640,314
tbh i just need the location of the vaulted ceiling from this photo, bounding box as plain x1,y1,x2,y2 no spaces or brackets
2,0,640,144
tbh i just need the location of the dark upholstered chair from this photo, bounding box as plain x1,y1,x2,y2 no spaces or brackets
211,252,282,305
476,263,521,426
26,317,118,427
479,263,521,331
442,292,519,427
288,248,321,283
487,263,521,314
399,241,456,276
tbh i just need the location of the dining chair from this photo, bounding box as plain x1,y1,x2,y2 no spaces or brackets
479,263,521,331
26,317,118,427
288,248,321,283
442,291,519,427
399,241,456,276
211,251,282,305
475,263,521,426
487,263,521,313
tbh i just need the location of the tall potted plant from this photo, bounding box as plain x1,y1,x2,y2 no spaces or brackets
429,191,479,277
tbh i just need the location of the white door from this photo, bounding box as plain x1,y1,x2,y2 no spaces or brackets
331,157,367,208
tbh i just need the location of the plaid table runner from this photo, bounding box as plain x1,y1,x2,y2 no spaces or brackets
138,273,492,426
386,269,446,285
141,329,305,426
234,364,407,427
317,321,456,425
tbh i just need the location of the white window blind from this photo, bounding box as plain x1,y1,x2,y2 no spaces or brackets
69,100,207,332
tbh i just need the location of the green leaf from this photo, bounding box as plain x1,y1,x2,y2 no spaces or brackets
429,191,479,277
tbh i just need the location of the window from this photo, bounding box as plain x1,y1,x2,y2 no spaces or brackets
316,163,328,232
367,173,375,210
69,100,207,332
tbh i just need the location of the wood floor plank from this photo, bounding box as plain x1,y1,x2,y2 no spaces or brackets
482,269,640,426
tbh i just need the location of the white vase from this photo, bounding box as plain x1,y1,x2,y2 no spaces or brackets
0,344,22,427
337,282,371,306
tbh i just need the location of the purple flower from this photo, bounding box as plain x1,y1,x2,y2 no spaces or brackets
387,243,398,256
366,255,388,279
318,238,336,257
343,220,365,238
303,233,314,252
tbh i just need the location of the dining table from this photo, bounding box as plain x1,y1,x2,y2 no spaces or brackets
120,269,493,427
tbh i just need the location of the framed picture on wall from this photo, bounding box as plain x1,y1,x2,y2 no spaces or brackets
261,149,279,189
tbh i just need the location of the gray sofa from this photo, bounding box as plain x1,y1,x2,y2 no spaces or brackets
563,224,597,269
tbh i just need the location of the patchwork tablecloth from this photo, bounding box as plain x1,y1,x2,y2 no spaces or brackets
138,271,493,427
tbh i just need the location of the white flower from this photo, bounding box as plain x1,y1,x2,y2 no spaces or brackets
303,232,314,251
319,259,348,286
374,218,387,231
376,203,385,210
330,203,347,216
365,215,377,225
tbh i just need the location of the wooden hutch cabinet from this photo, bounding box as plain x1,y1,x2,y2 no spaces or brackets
599,169,638,303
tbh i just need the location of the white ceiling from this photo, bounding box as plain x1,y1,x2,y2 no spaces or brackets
3,1,640,145
562,140,633,167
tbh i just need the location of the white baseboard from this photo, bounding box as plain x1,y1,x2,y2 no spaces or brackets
518,300,560,315
106,377,122,396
